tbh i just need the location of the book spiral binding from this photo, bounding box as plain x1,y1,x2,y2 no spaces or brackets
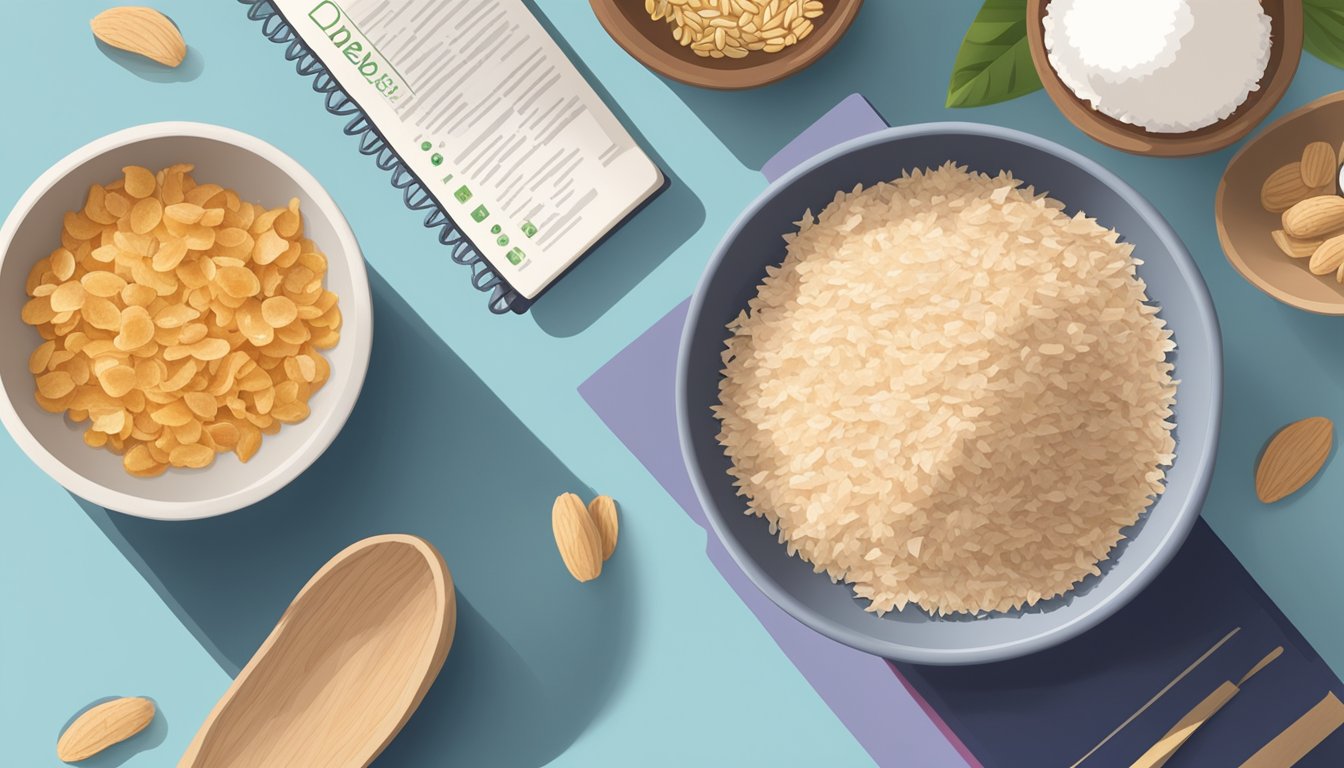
238,0,528,314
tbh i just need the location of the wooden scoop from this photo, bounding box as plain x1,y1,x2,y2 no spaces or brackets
178,535,455,768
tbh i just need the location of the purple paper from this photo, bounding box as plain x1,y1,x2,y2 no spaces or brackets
760,94,889,183
579,95,976,768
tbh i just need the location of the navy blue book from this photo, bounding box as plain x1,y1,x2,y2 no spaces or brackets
897,519,1344,767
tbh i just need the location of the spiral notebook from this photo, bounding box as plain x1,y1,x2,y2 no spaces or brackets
241,0,664,314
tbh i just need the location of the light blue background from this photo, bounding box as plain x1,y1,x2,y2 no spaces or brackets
3,2,1343,766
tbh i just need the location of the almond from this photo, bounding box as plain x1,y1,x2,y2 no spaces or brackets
1301,142,1338,189
1261,163,1314,212
90,7,186,68
588,495,620,561
1256,417,1334,503
1310,235,1344,276
1282,195,1344,239
56,696,155,762
553,493,603,582
1271,229,1320,259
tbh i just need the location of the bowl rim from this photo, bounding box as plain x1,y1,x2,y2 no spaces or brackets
676,121,1223,664
588,0,864,90
0,121,373,521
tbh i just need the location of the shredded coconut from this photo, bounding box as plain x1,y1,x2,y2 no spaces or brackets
1044,0,1272,133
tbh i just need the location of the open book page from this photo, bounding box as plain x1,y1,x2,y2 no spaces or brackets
271,0,664,300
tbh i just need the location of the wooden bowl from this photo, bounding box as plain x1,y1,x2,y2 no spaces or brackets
590,0,863,90
1026,0,1302,156
1217,91,1344,315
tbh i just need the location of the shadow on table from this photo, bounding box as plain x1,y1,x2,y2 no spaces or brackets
95,41,205,84
530,163,702,338
78,268,635,768
661,2,990,171
525,0,705,337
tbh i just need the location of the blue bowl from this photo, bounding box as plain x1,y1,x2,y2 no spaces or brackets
676,123,1222,664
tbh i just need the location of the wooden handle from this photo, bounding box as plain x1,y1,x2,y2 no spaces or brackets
1239,692,1344,768
1069,628,1242,768
1130,681,1241,768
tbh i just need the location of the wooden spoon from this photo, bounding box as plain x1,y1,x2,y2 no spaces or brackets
178,535,455,768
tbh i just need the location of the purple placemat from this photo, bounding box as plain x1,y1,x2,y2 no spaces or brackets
581,299,974,768
759,93,888,182
580,95,1344,766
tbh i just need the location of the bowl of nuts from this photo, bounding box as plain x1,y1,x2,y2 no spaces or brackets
1218,91,1344,314
0,122,372,520
590,0,863,90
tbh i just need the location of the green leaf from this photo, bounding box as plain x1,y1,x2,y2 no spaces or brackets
946,0,1043,108
1304,0,1344,69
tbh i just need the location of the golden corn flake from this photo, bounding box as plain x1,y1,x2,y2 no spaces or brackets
19,164,341,477
50,249,76,281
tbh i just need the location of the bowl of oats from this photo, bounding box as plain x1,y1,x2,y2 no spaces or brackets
590,0,863,89
0,122,372,520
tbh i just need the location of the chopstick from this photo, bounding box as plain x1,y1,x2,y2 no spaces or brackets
1239,691,1344,768
1238,647,1284,686
1129,647,1283,768
1070,627,1241,768
1130,682,1240,768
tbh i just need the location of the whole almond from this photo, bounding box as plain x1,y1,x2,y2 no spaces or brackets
1309,235,1344,275
1262,163,1314,212
1301,142,1338,189
57,697,155,762
91,7,186,68
1271,229,1321,259
588,495,620,561
1256,417,1333,503
553,493,603,582
1282,195,1344,239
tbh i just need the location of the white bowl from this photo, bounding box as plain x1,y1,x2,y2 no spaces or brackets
0,123,372,520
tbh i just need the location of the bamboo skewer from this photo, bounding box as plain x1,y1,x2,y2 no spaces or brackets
1130,682,1241,768
1070,627,1242,768
1129,647,1284,768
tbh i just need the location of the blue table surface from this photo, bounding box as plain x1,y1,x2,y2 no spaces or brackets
4,2,1344,766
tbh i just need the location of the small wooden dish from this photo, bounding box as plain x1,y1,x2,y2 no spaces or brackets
178,535,455,768
1217,91,1344,315
589,0,863,90
1026,0,1302,156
